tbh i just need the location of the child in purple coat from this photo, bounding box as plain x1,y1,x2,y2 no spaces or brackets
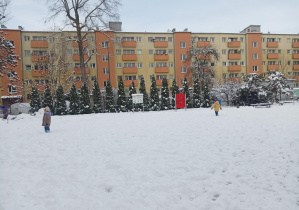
42,106,51,133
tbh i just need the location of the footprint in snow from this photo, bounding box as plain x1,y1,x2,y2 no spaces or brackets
105,186,113,193
212,194,220,201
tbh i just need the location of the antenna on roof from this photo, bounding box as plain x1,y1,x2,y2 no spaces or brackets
184,28,188,32
172,28,176,32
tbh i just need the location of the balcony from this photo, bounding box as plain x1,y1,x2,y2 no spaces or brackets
122,54,137,61
74,81,83,88
228,41,240,48
197,41,210,48
198,54,210,60
293,65,299,70
73,54,88,61
228,53,241,60
124,80,138,87
154,54,168,61
267,53,279,59
31,55,48,62
228,65,241,71
229,77,241,83
31,40,48,48
267,42,278,48
155,67,169,73
34,84,46,91
292,54,299,59
267,65,279,70
156,79,168,86
123,67,137,74
74,68,90,74
32,70,48,77
72,41,87,47
293,42,299,48
294,76,299,82
122,41,136,48
154,41,168,48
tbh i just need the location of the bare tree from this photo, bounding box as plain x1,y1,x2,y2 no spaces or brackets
0,0,11,24
45,0,121,84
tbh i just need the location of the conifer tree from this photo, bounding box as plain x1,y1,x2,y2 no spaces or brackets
139,77,149,111
69,83,80,115
92,80,102,113
42,85,53,112
193,78,201,108
30,86,41,113
202,84,211,108
80,82,92,114
161,78,170,110
183,77,192,108
105,80,115,112
171,79,179,109
54,85,67,115
127,81,137,111
117,77,126,112
150,76,159,111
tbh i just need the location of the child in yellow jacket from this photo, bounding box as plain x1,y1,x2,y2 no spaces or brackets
211,101,222,116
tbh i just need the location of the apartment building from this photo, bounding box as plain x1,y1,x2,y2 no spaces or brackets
1,25,299,106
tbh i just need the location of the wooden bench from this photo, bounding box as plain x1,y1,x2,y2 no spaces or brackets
251,103,271,108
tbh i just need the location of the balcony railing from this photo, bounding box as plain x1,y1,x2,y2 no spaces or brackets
32,70,48,77
154,41,168,48
155,67,169,73
229,77,241,83
122,54,137,61
198,54,210,60
31,55,48,62
197,41,210,48
74,68,90,74
293,65,299,70
154,54,168,61
292,54,299,59
123,67,137,74
124,80,138,87
294,76,299,82
228,65,241,71
72,41,87,47
156,79,168,86
74,81,83,88
228,41,240,48
292,42,299,48
122,41,136,48
34,84,46,91
31,40,48,48
267,53,279,59
267,65,279,70
267,42,278,48
73,54,88,61
228,53,241,60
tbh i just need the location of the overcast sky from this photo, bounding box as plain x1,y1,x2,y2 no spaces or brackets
4,0,299,34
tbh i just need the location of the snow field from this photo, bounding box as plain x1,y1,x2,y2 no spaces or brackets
1,103,299,210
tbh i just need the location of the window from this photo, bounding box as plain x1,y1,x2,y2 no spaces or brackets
268,61,276,65
180,42,186,48
267,38,275,42
25,65,32,70
102,54,109,61
32,51,47,55
123,50,135,54
90,63,96,68
210,37,215,42
149,63,154,68
7,71,15,78
278,38,281,43
222,37,226,42
222,62,227,66
278,61,282,65
122,37,134,41
240,37,244,42
137,49,142,55
253,66,258,72
287,50,291,54
253,54,258,59
124,63,135,67
252,41,258,47
156,50,166,54
76,77,82,81
262,38,265,42
288,61,291,65
116,49,121,55
169,62,174,67
262,61,266,66
24,36,30,41
102,41,109,48
137,75,143,80
148,37,153,42
294,50,299,54
262,49,266,54
240,49,245,54
8,85,17,93
35,79,40,84
66,49,72,55
294,72,299,76
155,37,166,41
222,49,227,54
136,37,142,42
149,49,153,55
91,76,96,81
229,62,238,66
211,63,215,66
169,75,174,80
229,73,239,78
181,67,187,73
156,62,167,67
115,37,121,42
278,50,281,54
287,38,291,43
240,61,245,66
125,75,136,80
75,63,80,68
229,49,238,54
168,37,173,42
25,79,32,85
288,72,292,77
74,49,79,55
181,54,186,61
156,75,167,80
138,63,143,68
104,81,108,87
67,63,73,69
198,37,208,41
222,73,227,79
168,49,173,54
267,49,275,53
33,36,46,41
52,79,57,85
49,37,55,42
103,68,109,74
88,36,94,41
241,73,245,77
24,50,31,56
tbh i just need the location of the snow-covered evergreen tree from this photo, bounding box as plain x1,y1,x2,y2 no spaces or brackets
69,83,80,115
171,79,179,109
150,76,160,111
202,84,211,108
139,77,149,111
212,80,240,106
117,77,127,112
127,81,137,111
160,78,170,110
193,78,201,108
80,82,92,114
266,70,288,103
105,80,115,112
92,80,102,113
54,85,67,115
183,77,192,108
29,86,41,113
42,85,53,111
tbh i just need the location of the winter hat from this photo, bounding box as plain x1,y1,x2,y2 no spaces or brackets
1,106,5,109
44,106,50,112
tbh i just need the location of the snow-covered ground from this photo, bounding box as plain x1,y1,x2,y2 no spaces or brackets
1,103,299,210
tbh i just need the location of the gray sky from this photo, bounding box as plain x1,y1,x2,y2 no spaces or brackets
5,0,299,34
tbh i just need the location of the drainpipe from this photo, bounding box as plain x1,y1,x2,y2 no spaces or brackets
20,29,25,103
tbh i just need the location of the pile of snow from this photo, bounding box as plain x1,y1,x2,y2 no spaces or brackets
1,103,299,210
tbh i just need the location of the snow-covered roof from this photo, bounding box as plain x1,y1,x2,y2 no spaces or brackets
1,95,22,99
